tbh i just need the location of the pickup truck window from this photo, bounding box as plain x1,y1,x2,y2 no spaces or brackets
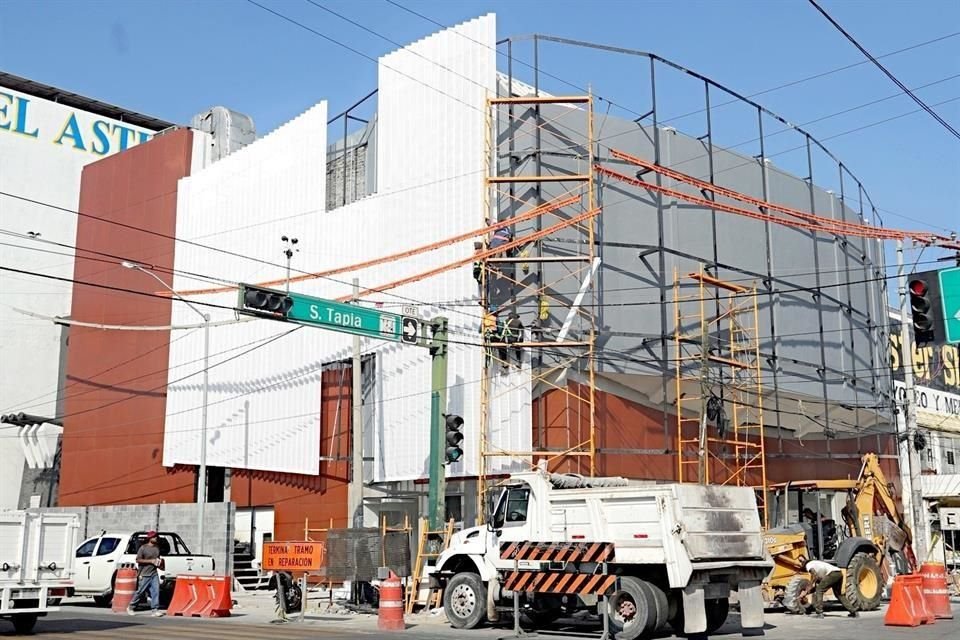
95,537,121,556
76,539,97,558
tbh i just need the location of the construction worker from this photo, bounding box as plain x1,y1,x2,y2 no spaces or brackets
800,556,859,619
472,241,485,285
501,311,524,369
489,227,513,257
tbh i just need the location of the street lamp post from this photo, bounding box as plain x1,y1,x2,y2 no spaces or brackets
122,261,211,554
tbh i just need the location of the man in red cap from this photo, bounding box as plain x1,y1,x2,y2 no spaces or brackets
127,531,164,616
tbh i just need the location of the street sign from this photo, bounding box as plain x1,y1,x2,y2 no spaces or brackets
939,266,960,344
401,317,419,345
286,292,403,342
402,305,419,318
262,541,325,572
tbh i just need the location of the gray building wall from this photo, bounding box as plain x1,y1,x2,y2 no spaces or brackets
497,102,891,432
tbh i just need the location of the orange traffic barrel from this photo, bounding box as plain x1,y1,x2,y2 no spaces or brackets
112,567,138,613
378,570,405,631
920,562,954,619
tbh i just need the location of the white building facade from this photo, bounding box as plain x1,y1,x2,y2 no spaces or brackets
0,73,165,507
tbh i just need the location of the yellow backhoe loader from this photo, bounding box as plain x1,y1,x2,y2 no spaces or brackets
763,453,915,612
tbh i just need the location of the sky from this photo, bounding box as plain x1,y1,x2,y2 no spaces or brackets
2,0,958,266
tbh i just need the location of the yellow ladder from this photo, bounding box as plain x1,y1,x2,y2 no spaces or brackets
405,517,455,614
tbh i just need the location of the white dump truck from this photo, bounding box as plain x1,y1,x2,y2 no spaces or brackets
429,470,772,639
0,510,79,635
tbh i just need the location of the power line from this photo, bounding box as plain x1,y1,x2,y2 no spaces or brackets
808,0,960,141
383,0,959,129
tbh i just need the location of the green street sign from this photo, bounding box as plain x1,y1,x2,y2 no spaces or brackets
238,283,422,343
287,292,404,341
939,266,960,344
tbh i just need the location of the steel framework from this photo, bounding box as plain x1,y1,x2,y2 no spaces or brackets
674,266,768,526
476,88,598,514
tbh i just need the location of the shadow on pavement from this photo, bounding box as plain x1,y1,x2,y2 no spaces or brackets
0,619,140,636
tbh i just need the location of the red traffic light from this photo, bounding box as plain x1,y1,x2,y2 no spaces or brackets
908,279,928,297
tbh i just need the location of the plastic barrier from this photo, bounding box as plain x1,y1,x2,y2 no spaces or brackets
167,575,231,618
111,567,137,613
378,570,405,631
884,574,935,627
919,563,954,619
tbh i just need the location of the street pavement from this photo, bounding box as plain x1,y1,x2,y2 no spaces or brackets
6,600,958,639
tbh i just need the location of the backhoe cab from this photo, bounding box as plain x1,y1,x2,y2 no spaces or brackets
763,453,914,613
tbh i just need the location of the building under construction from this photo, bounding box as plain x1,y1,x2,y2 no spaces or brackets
52,13,930,552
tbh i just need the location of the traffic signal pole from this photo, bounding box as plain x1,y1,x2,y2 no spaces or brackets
428,317,449,530
897,239,928,562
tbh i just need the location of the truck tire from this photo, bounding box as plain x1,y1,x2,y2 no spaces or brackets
638,581,668,632
668,597,729,636
844,552,882,611
608,576,655,640
12,613,38,635
443,573,487,630
783,576,812,614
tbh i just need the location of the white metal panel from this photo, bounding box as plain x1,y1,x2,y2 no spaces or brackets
164,14,529,481
164,104,330,476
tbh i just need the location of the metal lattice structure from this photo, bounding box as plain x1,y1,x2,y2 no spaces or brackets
476,90,599,515
674,266,768,527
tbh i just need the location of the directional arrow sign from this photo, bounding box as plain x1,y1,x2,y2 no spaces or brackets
286,291,402,342
401,317,419,345
939,266,960,344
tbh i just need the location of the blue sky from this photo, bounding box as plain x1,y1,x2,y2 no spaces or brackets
3,0,958,263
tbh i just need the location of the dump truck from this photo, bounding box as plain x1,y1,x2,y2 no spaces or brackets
0,510,79,635
429,469,772,639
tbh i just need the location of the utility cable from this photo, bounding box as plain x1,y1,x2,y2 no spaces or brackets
808,0,960,140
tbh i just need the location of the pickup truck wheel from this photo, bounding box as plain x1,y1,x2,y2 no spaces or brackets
608,576,654,640
93,594,112,607
12,613,39,634
443,573,486,629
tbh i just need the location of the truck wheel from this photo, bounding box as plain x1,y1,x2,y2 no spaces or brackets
668,597,729,635
844,552,882,611
12,613,39,634
638,581,668,632
608,576,654,640
443,573,486,630
93,594,112,607
783,576,812,614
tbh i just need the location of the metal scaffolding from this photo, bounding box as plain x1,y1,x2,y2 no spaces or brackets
674,266,768,527
476,89,598,514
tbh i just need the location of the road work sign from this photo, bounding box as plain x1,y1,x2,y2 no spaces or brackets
262,541,325,572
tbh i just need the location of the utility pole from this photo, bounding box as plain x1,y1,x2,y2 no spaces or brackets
123,261,211,554
349,278,364,528
896,239,928,562
427,317,449,530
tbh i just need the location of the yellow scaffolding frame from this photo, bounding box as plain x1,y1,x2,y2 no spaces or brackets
476,92,597,518
674,266,768,527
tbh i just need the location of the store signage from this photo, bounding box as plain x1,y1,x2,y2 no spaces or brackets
890,327,960,394
261,541,325,572
0,89,152,156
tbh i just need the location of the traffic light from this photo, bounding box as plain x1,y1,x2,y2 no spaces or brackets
444,414,464,464
908,278,935,343
239,284,293,316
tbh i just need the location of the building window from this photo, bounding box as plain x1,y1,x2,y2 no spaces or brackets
946,450,956,468
445,495,463,524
